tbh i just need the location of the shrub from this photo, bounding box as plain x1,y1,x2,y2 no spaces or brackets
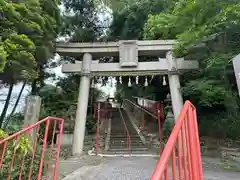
86,116,96,134
162,120,174,141
0,129,45,180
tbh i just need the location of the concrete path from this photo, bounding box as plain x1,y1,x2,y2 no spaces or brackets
61,156,240,180
59,155,102,179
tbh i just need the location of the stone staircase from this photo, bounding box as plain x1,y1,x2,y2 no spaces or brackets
106,108,149,155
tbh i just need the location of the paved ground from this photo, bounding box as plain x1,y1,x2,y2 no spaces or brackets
59,155,102,179
61,156,240,180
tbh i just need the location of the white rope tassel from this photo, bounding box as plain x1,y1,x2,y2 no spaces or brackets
119,76,122,84
144,77,148,87
163,76,167,86
128,77,132,87
99,76,103,85
91,78,95,88
110,77,113,87
136,76,139,85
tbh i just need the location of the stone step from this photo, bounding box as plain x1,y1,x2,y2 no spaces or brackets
110,135,141,139
110,140,144,144
110,138,140,141
101,151,159,156
110,146,147,150
110,141,144,144
110,142,144,146
108,147,149,151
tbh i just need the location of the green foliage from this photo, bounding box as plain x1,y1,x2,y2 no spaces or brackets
144,0,240,56
162,120,174,141
145,0,240,139
4,113,24,132
108,0,167,40
183,79,226,107
61,0,102,42
143,13,178,40
199,112,240,140
0,45,7,72
0,0,62,92
3,34,37,81
0,129,43,179
0,0,62,123
100,0,131,12
37,75,105,133
86,116,96,134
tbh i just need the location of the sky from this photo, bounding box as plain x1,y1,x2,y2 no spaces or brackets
0,3,116,116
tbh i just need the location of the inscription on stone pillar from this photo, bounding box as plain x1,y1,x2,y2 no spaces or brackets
119,40,138,67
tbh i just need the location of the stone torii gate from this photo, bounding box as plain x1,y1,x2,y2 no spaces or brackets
56,40,199,155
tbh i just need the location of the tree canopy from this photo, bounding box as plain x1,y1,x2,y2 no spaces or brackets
0,0,62,126
109,0,240,139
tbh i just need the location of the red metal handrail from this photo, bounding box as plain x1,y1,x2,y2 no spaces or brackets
133,96,164,118
123,99,159,119
95,101,111,154
118,107,131,152
0,116,64,180
122,99,164,153
151,101,203,180
96,102,101,154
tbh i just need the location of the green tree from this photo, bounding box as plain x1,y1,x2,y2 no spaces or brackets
0,34,37,127
108,0,168,40
36,75,105,133
143,0,240,138
0,46,7,72
0,0,61,126
30,0,62,95
61,0,102,42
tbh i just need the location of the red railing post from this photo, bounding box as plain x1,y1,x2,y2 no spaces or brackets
140,100,145,128
118,106,131,153
53,118,64,180
193,108,204,179
28,125,40,180
37,120,50,180
188,107,200,180
96,102,101,154
157,106,163,155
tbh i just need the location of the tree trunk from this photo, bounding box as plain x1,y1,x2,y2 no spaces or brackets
10,81,27,116
31,79,37,95
0,81,14,127
31,65,45,95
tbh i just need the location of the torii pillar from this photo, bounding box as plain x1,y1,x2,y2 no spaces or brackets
167,51,184,120
72,53,92,155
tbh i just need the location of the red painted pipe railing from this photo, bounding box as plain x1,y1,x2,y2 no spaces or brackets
118,107,131,152
94,102,111,154
151,101,203,180
96,102,101,154
0,116,64,180
133,97,164,118
122,99,164,153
